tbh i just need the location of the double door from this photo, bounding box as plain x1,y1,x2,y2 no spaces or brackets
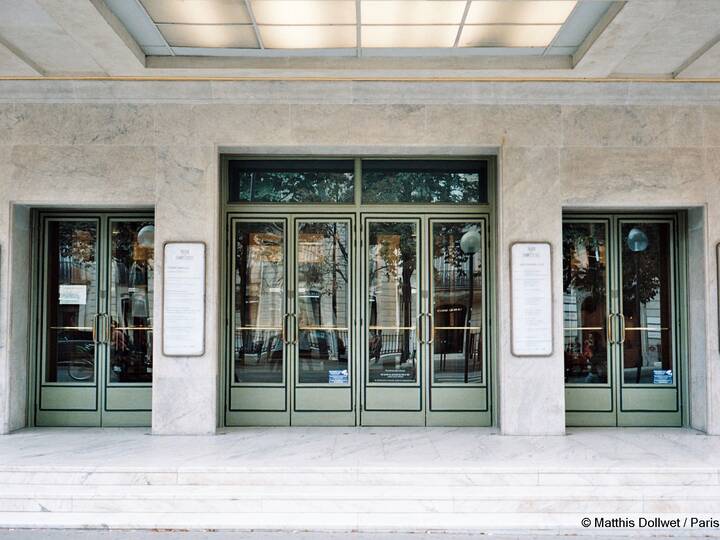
35,213,154,427
225,212,491,426
563,214,684,426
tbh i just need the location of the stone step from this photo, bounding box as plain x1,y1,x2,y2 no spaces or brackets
0,511,716,532
1,495,719,514
0,469,716,486
1,483,720,500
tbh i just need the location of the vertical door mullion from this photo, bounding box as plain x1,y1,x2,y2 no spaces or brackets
611,216,621,424
421,216,429,423
287,216,294,422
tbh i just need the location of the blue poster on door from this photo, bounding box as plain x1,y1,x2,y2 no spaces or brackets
328,370,349,384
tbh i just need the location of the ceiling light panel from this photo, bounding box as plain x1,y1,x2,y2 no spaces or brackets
140,0,251,24
361,1,467,25
157,23,259,47
251,1,357,25
260,25,356,48
362,25,459,48
465,1,576,25
459,24,561,47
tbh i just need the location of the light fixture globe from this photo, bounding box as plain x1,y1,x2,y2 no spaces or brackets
137,224,155,248
627,227,648,252
460,229,482,255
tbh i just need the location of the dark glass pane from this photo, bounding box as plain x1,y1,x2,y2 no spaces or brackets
229,160,354,203
45,221,98,383
296,221,350,384
562,222,609,384
109,221,154,384
621,222,673,385
362,160,487,204
367,222,418,383
432,222,483,384
234,222,285,383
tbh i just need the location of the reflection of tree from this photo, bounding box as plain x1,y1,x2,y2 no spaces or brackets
298,222,349,323
58,223,96,263
563,223,662,305
621,226,662,305
432,223,480,280
235,223,285,325
562,225,606,302
369,224,416,362
364,172,478,203
239,172,354,203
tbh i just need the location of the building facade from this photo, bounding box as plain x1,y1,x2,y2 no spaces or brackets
0,78,719,436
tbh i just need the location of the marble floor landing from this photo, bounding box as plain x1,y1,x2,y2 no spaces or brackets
0,426,718,471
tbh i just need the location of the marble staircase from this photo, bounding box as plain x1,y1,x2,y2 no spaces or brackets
1,466,719,531
0,428,719,533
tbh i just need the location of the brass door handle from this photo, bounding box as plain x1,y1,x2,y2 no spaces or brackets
607,313,615,345
92,314,99,343
618,314,626,345
426,313,435,345
282,313,290,345
416,313,424,345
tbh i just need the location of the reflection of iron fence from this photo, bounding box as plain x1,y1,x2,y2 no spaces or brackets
368,330,417,364
436,330,482,371
234,329,350,362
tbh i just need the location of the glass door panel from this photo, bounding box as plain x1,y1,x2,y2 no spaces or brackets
430,221,484,385
228,219,288,425
619,221,674,385
108,220,154,384
366,221,419,385
426,219,490,426
292,217,355,422
44,220,99,386
296,220,350,385
233,221,286,385
562,222,610,385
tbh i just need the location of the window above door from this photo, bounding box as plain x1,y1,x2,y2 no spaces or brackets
226,157,491,205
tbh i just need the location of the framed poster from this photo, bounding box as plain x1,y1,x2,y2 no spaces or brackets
162,242,206,357
511,242,553,357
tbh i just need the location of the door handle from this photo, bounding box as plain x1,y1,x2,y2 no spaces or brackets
285,313,297,346
105,314,112,345
416,313,425,345
282,313,291,345
92,314,100,343
618,313,626,345
606,313,615,345
426,313,435,345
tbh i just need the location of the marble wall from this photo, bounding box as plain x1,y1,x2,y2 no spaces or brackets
0,80,718,435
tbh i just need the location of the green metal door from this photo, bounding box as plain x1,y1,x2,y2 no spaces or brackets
34,212,154,427
563,213,684,427
226,213,355,426
360,213,491,427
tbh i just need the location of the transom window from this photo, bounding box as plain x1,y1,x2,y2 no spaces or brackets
227,158,490,204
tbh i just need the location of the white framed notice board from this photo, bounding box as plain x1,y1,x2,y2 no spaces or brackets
163,242,206,357
511,242,553,357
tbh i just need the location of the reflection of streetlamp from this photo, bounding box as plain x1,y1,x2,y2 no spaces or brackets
460,229,481,383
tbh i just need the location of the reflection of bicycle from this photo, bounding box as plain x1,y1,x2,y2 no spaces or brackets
57,340,95,381
56,358,95,381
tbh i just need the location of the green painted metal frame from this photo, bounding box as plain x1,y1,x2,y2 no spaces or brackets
564,211,689,427
220,155,497,427
29,210,155,427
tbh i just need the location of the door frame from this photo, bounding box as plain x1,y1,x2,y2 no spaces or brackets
563,211,689,427
219,155,497,428
28,209,155,428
